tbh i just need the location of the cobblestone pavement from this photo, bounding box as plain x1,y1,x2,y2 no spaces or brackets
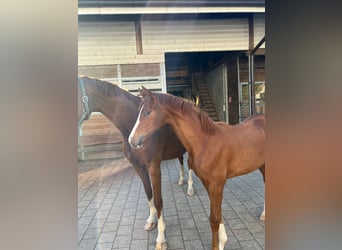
78,155,265,250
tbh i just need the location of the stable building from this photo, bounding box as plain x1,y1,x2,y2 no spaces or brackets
78,0,265,160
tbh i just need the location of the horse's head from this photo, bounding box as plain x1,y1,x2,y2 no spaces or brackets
128,86,167,148
78,77,91,135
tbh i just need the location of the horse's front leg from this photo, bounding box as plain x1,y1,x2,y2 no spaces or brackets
149,162,167,250
131,163,156,231
124,143,157,231
206,181,227,250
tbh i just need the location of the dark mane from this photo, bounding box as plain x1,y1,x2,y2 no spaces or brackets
83,76,139,103
155,93,217,135
94,78,116,96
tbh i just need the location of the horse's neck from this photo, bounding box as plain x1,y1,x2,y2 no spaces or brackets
90,90,139,139
167,108,208,154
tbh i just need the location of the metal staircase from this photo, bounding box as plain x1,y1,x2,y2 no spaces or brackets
192,72,220,122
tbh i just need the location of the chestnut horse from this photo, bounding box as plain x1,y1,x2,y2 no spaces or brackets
129,87,265,250
78,77,195,247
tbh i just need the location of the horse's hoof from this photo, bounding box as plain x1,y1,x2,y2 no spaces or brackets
178,179,185,186
259,214,265,222
155,242,167,250
187,187,194,196
144,221,156,231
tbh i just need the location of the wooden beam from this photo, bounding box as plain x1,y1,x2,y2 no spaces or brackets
251,36,265,55
135,17,143,55
248,14,254,52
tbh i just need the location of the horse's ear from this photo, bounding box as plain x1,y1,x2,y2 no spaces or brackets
139,86,159,108
139,85,149,97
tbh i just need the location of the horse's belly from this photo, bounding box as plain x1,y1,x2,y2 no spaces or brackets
227,151,264,178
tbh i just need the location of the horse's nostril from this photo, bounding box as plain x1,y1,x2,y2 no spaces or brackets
137,136,144,146
129,135,144,148
131,141,137,148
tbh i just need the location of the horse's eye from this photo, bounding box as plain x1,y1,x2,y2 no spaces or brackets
144,110,150,116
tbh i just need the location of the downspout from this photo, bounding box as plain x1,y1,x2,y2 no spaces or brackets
249,36,265,115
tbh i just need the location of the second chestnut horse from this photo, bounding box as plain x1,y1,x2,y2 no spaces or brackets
129,87,265,250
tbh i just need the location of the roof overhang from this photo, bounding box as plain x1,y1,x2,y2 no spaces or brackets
78,6,265,15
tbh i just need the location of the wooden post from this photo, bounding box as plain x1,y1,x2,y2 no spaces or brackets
135,16,143,55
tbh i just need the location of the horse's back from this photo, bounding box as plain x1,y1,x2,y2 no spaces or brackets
242,114,265,132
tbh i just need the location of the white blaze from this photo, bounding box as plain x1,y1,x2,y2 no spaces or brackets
128,104,144,145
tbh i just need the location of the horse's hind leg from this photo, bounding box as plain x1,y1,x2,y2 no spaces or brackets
177,155,185,186
259,164,266,221
178,156,195,196
187,158,194,196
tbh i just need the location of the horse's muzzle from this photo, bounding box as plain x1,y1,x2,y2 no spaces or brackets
129,136,144,148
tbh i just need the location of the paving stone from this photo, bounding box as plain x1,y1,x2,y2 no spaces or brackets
82,208,98,217
200,231,212,245
78,224,88,236
164,207,178,216
94,242,113,250
196,221,211,233
184,239,204,250
82,228,101,239
232,205,250,214
88,218,106,229
97,231,116,244
167,235,185,249
239,240,263,249
116,224,133,236
78,238,97,250
120,215,135,225
253,232,265,246
165,215,180,225
226,236,241,249
176,202,189,211
166,224,182,237
132,227,149,240
78,216,93,226
130,239,148,250
244,222,264,233
122,208,136,217
112,235,131,249
178,210,193,220
228,218,246,230
179,218,196,230
102,221,119,232
190,205,206,214
232,228,254,242
182,228,200,241
87,202,102,210
78,157,265,250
